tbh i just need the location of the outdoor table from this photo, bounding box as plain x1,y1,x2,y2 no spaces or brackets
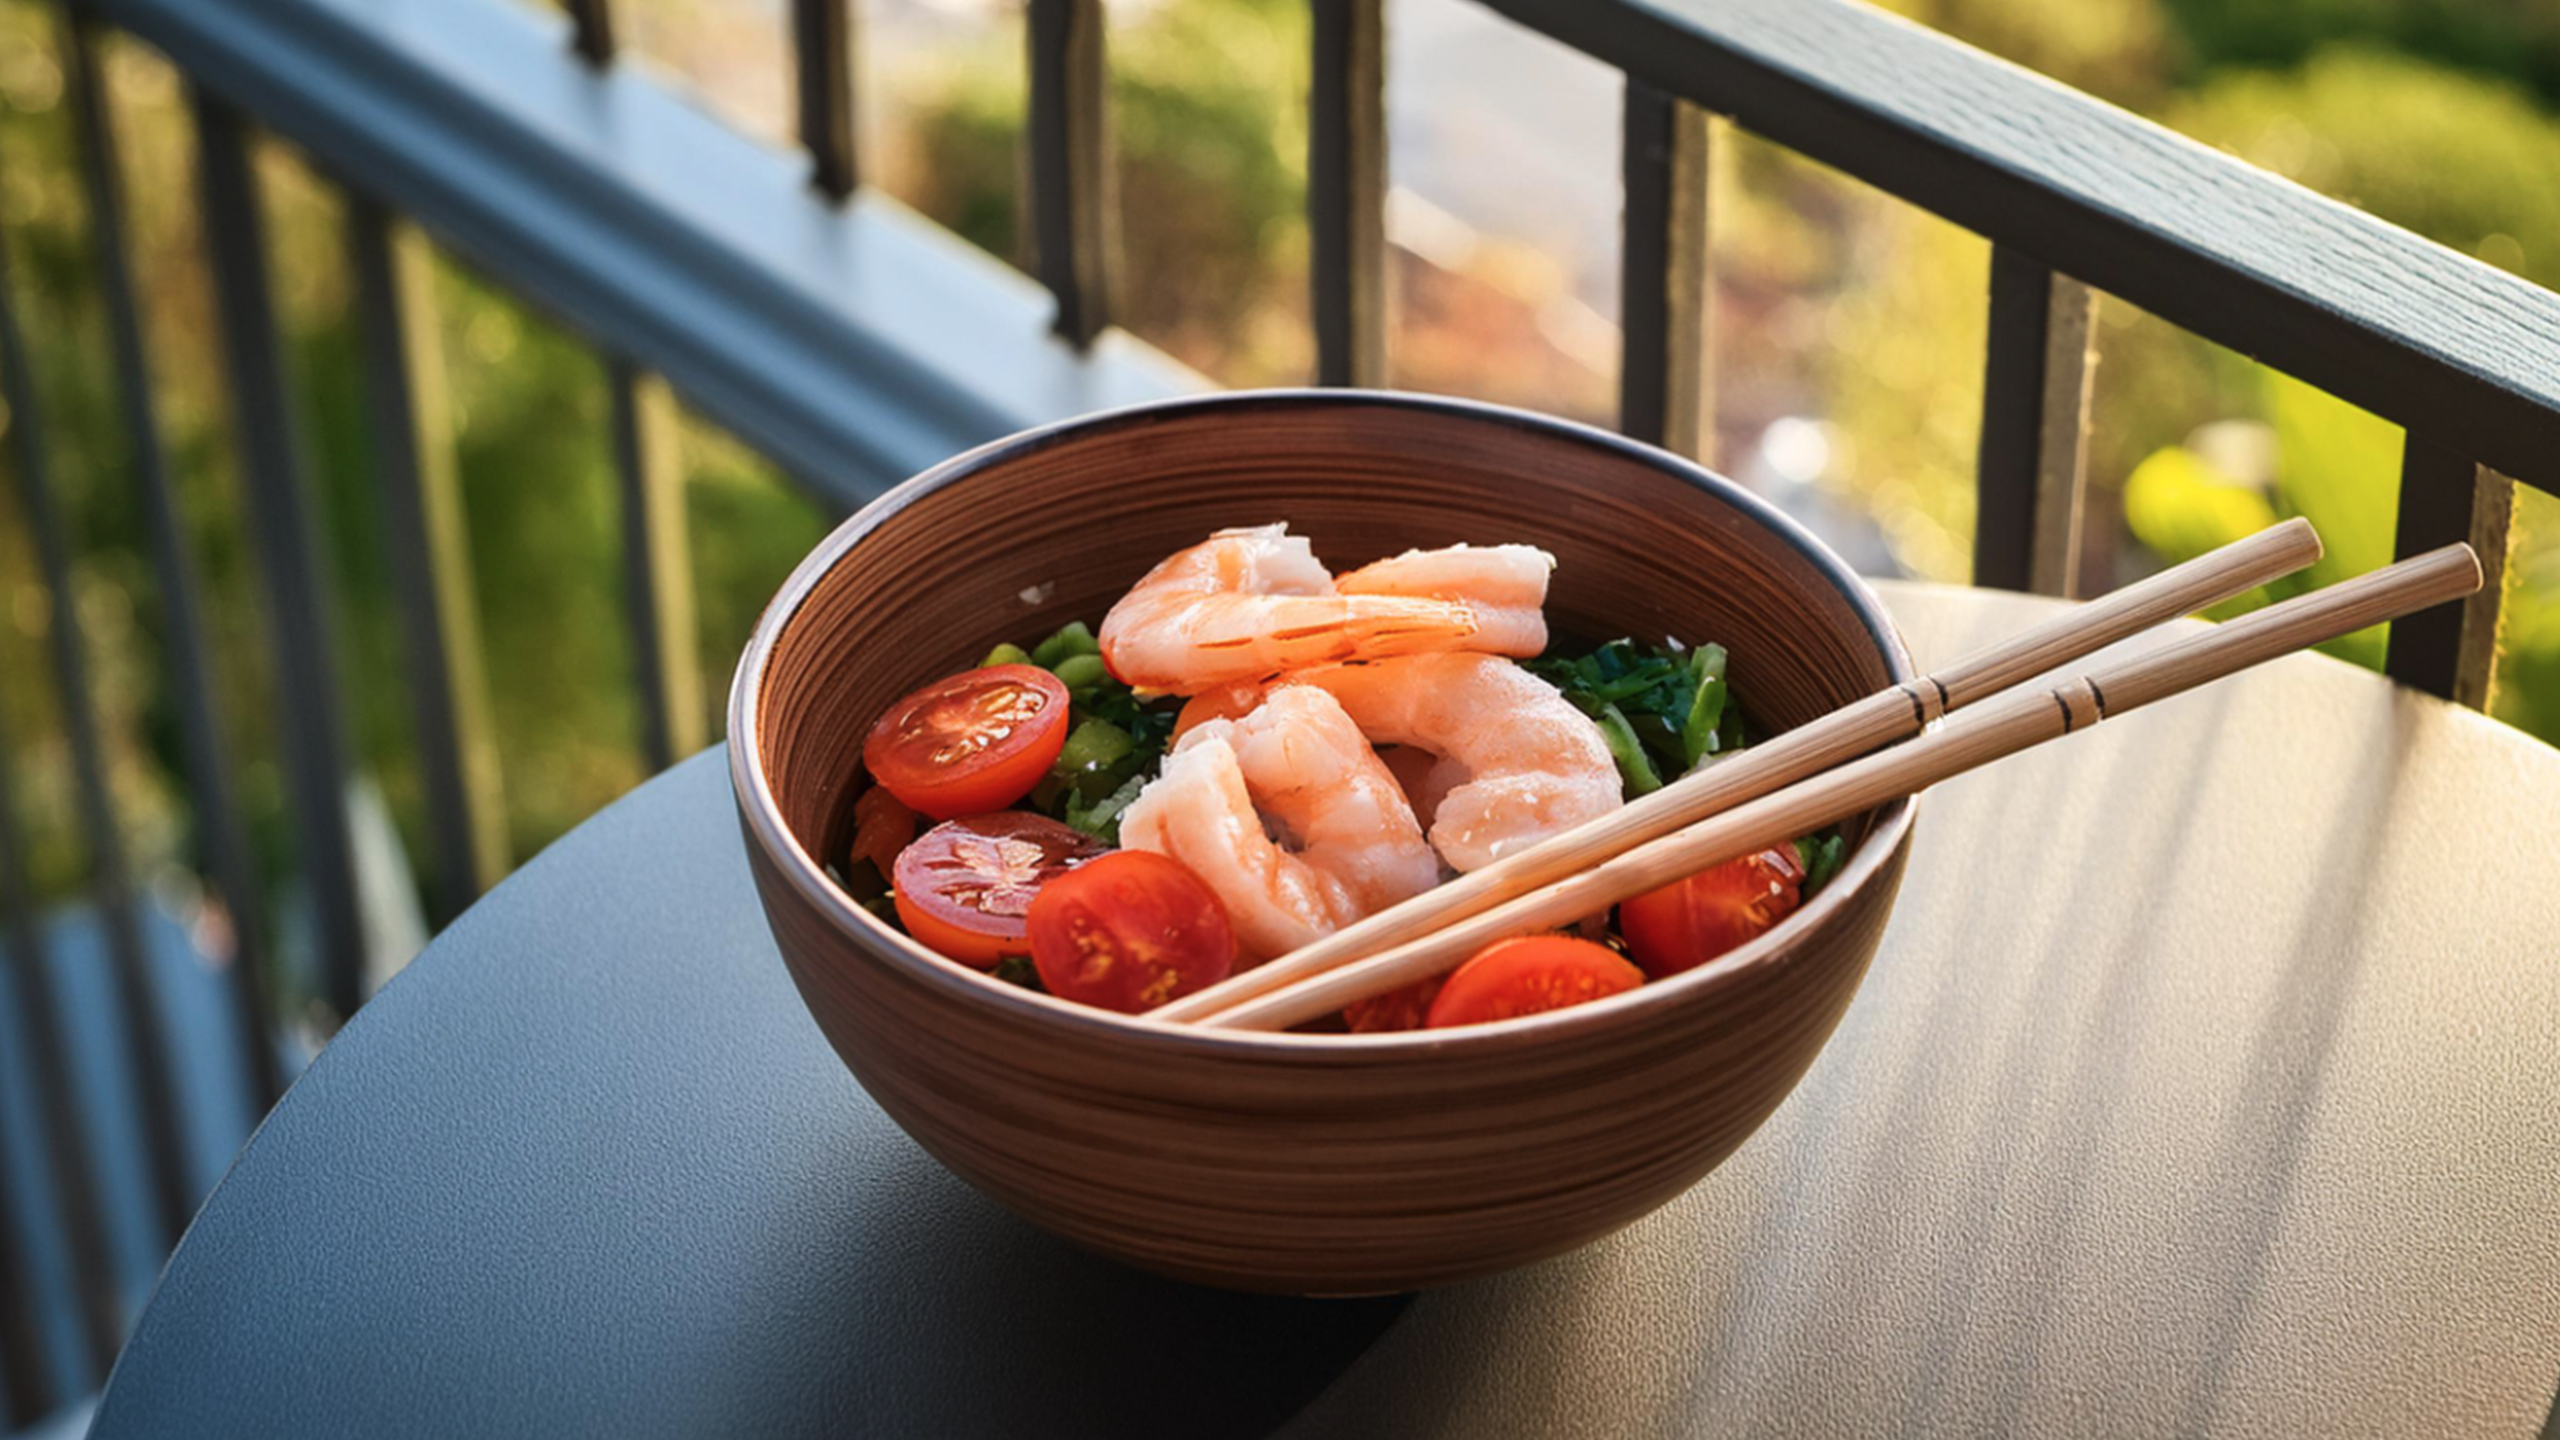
85,582,2560,1438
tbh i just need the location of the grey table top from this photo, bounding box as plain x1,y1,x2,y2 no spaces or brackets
89,583,2560,1439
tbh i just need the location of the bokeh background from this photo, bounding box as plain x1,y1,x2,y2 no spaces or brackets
0,0,2554,1023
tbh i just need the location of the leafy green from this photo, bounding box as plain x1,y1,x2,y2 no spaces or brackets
980,642,1034,668
1525,636,1745,790
1534,634,1848,905
991,955,1046,992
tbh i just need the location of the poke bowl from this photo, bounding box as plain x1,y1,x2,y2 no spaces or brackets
729,389,1918,1295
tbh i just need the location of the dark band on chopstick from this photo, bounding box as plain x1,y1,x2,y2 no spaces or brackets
1899,678,1948,726
2051,688,2076,734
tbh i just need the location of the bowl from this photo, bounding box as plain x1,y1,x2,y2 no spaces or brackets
729,390,1917,1295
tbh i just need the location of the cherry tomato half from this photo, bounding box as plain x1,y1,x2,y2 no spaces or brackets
1028,851,1235,1014
1424,935,1645,1028
1617,847,1807,980
864,664,1071,820
893,812,1107,967
1343,974,1445,1033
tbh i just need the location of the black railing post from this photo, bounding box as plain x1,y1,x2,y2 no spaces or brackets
0,1148,50,1429
1310,0,1385,387
62,11,281,1109
2385,437,2513,707
350,202,508,923
0,202,197,1248
610,364,705,771
1974,246,2096,595
0,709,122,1383
562,0,614,67
792,0,858,201
1027,0,1114,346
1620,79,1712,461
194,93,372,1024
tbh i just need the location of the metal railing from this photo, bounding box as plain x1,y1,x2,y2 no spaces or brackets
2,0,2555,1421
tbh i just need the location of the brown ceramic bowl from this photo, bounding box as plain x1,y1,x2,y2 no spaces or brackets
730,390,1916,1295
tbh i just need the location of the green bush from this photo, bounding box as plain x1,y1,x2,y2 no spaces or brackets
2160,0,2560,107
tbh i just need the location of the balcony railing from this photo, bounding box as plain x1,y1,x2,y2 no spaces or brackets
5,0,2557,1424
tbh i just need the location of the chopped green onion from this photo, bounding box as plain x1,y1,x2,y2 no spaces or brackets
1065,771,1151,844
1054,718,1133,777
1594,703,1663,796
1051,652,1112,693
1681,644,1730,767
1716,702,1746,757
980,642,1033,668
1031,621,1100,669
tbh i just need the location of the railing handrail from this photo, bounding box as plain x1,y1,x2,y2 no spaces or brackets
1479,0,2560,486
88,0,1205,509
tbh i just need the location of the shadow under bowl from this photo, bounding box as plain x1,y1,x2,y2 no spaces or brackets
730,390,1917,1295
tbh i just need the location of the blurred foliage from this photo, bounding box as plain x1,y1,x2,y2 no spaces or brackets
0,0,2556,1020
2091,49,2560,684
2161,0,2560,107
889,0,1313,384
0,6,824,1003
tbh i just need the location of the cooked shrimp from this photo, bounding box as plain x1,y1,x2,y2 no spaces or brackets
1098,526,1548,694
1376,744,1462,831
1334,543,1554,657
1280,653,1620,872
1119,686,1441,961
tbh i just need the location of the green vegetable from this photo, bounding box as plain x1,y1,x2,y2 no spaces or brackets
1680,644,1729,766
1528,636,1749,796
1051,652,1112,693
1030,621,1101,669
1593,703,1663,796
991,955,1045,991
1795,833,1848,897
980,642,1033,668
1056,717,1134,775
1064,771,1151,844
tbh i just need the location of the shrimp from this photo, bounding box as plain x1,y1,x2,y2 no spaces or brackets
1098,526,1552,694
1119,686,1441,961
1279,653,1620,873
1334,543,1553,657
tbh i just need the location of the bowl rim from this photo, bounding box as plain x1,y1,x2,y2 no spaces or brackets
728,387,1918,1061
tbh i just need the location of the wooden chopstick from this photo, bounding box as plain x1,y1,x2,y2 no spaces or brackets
1192,542,2480,1032
1151,517,2323,1026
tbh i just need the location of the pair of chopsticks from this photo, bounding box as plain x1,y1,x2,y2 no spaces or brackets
1152,518,2483,1032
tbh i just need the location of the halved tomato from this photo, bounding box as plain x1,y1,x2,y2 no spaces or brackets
1028,851,1235,1014
893,812,1106,966
1617,847,1807,980
1424,935,1644,1028
864,664,1071,820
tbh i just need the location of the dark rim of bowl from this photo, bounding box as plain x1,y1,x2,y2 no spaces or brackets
730,388,1918,1061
